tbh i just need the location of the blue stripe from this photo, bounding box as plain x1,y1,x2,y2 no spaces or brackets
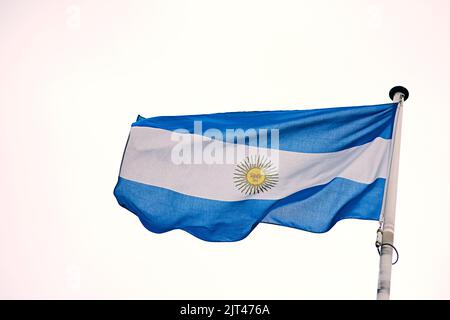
132,103,397,153
114,177,385,242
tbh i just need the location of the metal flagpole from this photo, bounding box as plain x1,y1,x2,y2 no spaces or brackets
376,86,409,300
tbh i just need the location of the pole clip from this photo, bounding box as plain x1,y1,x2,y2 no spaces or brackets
375,228,399,265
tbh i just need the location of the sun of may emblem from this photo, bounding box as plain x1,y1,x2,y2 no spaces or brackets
233,155,279,195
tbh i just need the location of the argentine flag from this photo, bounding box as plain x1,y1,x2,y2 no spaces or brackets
114,103,398,241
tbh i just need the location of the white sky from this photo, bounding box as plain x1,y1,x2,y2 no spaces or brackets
1,0,449,299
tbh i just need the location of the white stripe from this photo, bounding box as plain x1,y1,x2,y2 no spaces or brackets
120,127,391,201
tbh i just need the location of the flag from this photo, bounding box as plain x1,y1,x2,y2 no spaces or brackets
113,103,398,241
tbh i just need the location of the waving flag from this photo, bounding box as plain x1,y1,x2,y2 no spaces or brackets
113,103,398,241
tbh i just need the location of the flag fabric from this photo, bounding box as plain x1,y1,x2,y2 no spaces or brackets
113,103,398,241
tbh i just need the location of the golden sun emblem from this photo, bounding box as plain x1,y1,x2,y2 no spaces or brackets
233,155,279,195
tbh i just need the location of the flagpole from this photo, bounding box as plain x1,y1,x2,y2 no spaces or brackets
376,86,409,300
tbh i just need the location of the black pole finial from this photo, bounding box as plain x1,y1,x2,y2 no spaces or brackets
389,86,409,101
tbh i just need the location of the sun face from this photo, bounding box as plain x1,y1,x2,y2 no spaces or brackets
234,155,278,195
246,167,266,186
